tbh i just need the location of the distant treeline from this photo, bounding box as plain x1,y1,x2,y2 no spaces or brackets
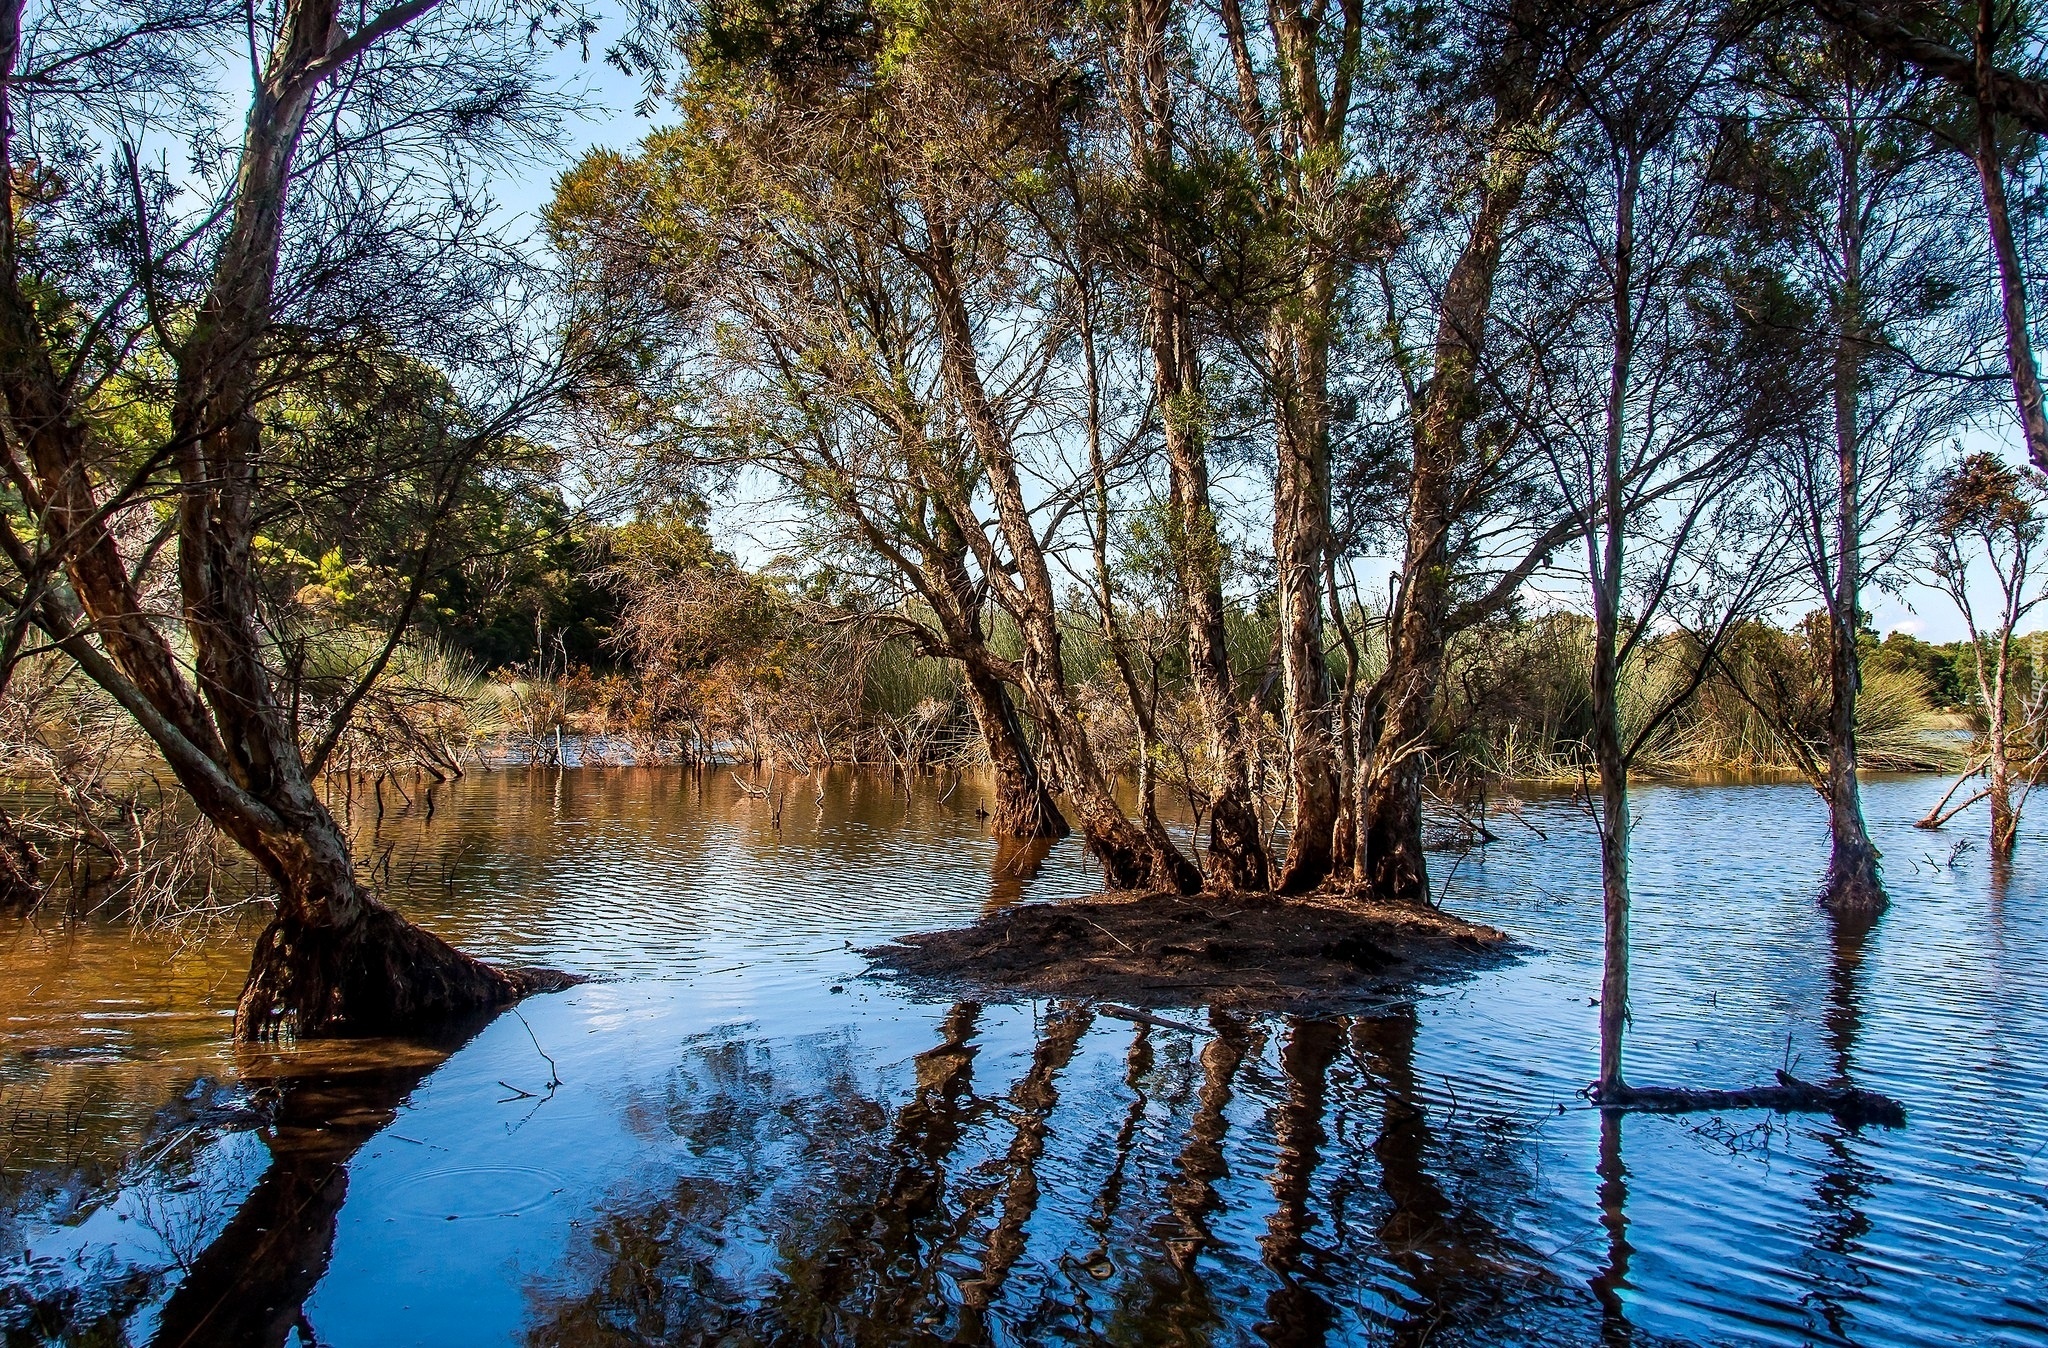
479,516,2001,790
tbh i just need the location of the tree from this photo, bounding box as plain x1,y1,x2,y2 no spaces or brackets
1207,0,1397,892
1357,1,1611,905
1807,3,2048,477
0,0,607,1034
1721,15,1987,909
1964,2,2048,476
552,3,1202,865
1094,0,1272,889
552,126,1075,836
1919,451,2045,855
1512,2,1799,1097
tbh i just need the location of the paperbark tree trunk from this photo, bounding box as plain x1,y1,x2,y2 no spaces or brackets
1168,382,1269,890
1591,145,1639,1100
922,513,1068,842
1366,148,1534,906
1271,340,1342,893
1975,9,2039,861
1214,0,1363,894
918,195,1196,892
1988,655,2019,856
1591,700,1634,1095
1974,28,2048,474
959,652,1068,840
1125,0,1269,890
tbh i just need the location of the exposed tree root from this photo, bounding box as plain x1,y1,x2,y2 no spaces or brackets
1589,1070,1906,1128
234,896,579,1041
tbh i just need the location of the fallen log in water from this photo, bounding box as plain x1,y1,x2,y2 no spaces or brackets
1591,1070,1906,1128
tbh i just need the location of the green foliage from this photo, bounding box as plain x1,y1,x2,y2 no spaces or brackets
1441,613,1957,780
250,351,617,671
1867,630,1968,708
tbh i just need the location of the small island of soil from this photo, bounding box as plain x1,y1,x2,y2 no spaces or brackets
865,890,1513,1015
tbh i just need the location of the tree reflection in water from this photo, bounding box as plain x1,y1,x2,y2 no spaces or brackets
1593,1111,1634,1347
1121,1008,1251,1344
1588,904,1889,1348
1257,1018,1341,1345
1351,1008,1562,1344
1797,904,1883,1341
953,1004,1094,1339
149,1019,493,1348
986,837,1058,913
521,996,1584,1347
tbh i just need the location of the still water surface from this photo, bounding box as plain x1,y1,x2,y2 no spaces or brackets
0,768,2043,1346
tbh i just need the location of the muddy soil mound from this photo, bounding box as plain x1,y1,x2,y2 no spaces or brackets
864,890,1513,1014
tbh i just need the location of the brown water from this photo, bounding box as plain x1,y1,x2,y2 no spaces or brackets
1,767,2043,1346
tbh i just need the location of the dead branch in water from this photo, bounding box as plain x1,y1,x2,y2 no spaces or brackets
1590,1070,1905,1127
1917,758,1988,829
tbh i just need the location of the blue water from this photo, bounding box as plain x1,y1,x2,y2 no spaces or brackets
1,768,2042,1346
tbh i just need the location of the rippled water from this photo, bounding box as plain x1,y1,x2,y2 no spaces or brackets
1,767,2043,1346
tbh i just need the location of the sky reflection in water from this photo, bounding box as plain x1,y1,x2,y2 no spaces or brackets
1,767,2043,1346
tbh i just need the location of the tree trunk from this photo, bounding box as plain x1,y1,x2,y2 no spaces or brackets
917,195,1195,892
1271,343,1342,894
959,654,1068,840
1822,535,1882,907
1213,0,1364,895
1591,610,1632,1098
1988,682,2017,857
237,829,559,1038
0,0,560,1041
1822,111,1883,912
1124,0,1267,891
1974,8,2048,473
1366,148,1533,906
1592,145,1637,1099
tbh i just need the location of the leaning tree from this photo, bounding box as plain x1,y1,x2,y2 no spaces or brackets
0,0,616,1035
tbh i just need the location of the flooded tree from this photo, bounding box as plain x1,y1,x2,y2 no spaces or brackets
1813,3,2048,468
1358,3,1612,906
1508,0,1826,1101
1919,452,2046,856
552,133,1071,839
557,0,1204,886
1101,0,1271,890
1718,17,1988,911
0,0,601,1033
1205,0,1397,893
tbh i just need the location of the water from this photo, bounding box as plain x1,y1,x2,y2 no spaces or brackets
1,767,2043,1346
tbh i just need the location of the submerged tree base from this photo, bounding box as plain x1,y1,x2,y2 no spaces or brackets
1821,845,1886,914
1590,1071,1906,1128
865,889,1510,1015
235,897,580,1041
